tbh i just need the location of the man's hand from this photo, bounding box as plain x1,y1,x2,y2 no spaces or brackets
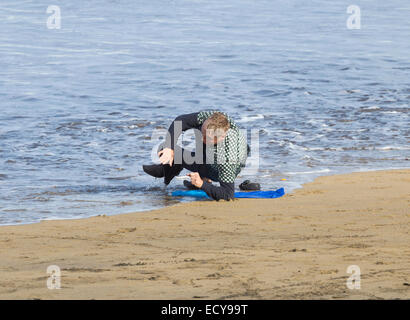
158,148,174,166
188,172,203,188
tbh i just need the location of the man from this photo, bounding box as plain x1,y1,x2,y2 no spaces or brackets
143,110,249,200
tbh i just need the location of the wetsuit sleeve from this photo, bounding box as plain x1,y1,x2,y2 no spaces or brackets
200,180,235,201
165,112,200,150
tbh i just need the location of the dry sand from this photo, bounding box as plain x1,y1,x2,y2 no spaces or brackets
0,169,409,300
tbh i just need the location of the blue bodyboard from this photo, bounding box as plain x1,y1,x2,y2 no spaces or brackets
172,187,285,199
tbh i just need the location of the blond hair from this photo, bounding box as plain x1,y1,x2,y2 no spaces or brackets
206,112,230,132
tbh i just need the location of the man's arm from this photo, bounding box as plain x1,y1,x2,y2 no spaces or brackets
200,180,235,201
165,112,200,150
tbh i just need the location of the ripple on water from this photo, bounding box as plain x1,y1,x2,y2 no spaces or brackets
0,0,409,225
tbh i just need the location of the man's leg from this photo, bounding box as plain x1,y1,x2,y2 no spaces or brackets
143,140,210,185
171,143,213,182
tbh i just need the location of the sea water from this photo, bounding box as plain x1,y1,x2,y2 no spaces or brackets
0,0,409,225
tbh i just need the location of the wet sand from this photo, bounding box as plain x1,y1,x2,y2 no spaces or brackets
0,169,409,299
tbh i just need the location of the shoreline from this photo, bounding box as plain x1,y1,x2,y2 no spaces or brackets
0,168,409,299
2,166,408,228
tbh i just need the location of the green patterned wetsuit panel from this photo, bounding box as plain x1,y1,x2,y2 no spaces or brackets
197,110,248,183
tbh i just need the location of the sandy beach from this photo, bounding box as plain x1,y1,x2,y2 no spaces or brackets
0,169,409,300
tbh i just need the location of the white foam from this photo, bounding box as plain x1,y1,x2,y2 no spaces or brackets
236,114,264,123
363,106,380,110
376,146,410,151
285,168,331,175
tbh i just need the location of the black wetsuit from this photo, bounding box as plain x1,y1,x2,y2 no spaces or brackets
163,111,248,201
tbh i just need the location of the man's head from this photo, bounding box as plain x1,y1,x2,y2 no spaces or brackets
201,112,230,145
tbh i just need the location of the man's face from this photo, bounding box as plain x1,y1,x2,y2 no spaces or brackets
201,120,227,145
